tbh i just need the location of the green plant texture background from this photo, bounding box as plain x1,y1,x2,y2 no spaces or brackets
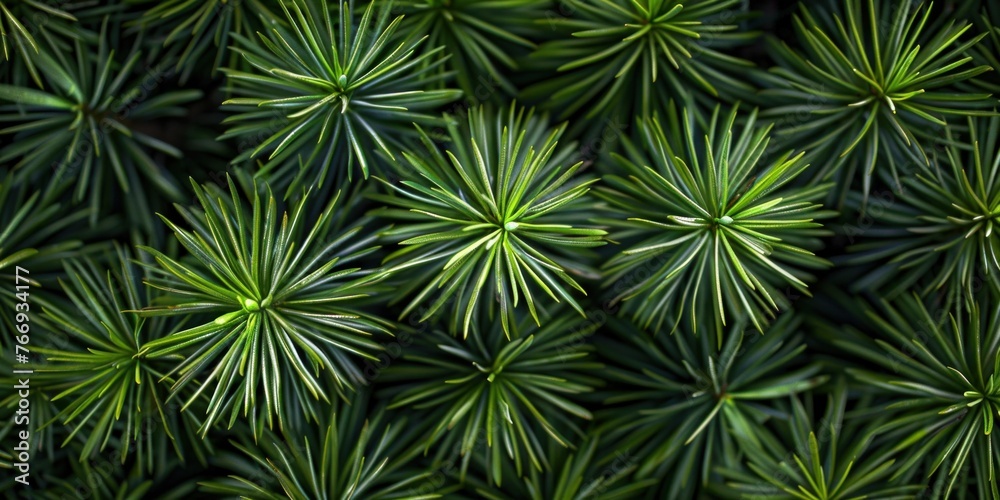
0,0,999,498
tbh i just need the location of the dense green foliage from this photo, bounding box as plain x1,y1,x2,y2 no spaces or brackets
758,0,995,203
137,179,392,437
597,103,833,339
1,0,999,499
372,104,605,338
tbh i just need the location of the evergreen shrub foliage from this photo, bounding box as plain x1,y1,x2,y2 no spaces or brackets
596,103,834,339
1,0,999,498
372,104,606,338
